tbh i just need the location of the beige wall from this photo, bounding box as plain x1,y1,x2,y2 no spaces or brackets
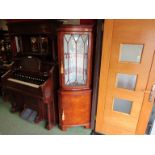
0,19,81,30
0,20,8,30
60,19,80,25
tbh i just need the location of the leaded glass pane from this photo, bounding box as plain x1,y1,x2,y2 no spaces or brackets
63,34,89,86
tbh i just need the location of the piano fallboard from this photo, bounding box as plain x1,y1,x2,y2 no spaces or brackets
6,77,43,98
8,78,40,88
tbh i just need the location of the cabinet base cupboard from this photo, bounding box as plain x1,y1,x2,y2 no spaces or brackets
57,25,94,131
58,90,91,131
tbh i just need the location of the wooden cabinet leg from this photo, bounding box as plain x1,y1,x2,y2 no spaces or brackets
60,125,67,131
84,124,90,129
35,116,42,124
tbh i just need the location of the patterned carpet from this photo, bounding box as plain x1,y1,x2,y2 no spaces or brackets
0,98,91,135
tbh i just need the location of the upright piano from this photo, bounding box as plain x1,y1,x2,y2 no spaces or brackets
2,56,58,130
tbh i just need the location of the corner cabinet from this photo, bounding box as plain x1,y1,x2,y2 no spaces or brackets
57,25,94,131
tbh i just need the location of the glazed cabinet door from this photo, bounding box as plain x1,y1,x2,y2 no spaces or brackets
58,27,93,90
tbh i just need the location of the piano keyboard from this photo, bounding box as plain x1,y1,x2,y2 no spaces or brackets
7,78,40,88
1,70,11,78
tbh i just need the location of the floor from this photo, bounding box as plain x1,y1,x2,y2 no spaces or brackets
0,98,91,135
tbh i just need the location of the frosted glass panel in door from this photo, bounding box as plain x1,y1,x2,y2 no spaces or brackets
116,73,137,90
63,34,88,86
119,44,143,63
113,98,132,114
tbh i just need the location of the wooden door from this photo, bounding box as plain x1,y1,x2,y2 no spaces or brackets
95,20,155,134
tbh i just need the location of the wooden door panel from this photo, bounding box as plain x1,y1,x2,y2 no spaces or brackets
96,20,155,134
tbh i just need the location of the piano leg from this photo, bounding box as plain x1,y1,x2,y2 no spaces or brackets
45,103,54,130
11,107,16,113
34,100,44,124
11,102,18,113
46,123,53,130
9,93,23,113
34,115,42,124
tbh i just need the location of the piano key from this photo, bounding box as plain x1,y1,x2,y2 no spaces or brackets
8,78,40,88
1,70,11,78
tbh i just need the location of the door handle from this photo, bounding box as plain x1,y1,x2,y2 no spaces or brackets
62,110,65,121
149,84,155,103
60,61,64,74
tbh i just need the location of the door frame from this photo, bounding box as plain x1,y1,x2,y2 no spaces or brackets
95,19,155,134
90,19,103,130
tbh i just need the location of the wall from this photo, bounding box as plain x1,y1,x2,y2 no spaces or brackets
5,19,96,25
0,20,8,30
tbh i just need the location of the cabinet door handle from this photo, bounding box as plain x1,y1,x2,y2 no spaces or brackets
149,84,155,103
60,61,64,74
62,110,65,121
